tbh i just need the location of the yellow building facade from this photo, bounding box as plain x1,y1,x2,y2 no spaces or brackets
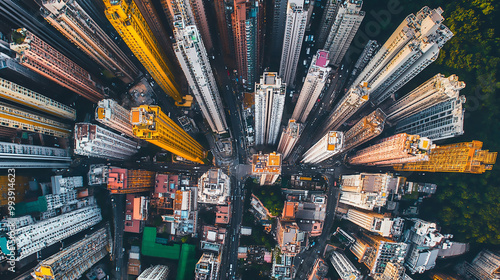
103,0,181,102
130,105,206,164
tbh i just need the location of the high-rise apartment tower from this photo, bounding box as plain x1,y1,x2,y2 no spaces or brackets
279,0,307,86
0,101,72,138
348,133,432,166
10,28,106,103
232,0,264,89
394,141,497,174
395,95,466,141
302,131,344,164
103,0,182,102
254,72,286,145
323,0,365,66
96,99,135,138
292,50,331,123
40,0,139,83
386,74,465,124
173,20,228,134
32,226,111,280
342,108,386,152
74,123,139,160
131,105,206,164
277,119,303,159
351,7,453,105
0,77,76,120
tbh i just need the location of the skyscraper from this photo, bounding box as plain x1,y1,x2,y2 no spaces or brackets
10,28,106,103
342,108,386,152
254,72,286,145
0,77,76,120
347,133,432,166
395,95,466,141
302,131,344,164
279,0,307,86
270,0,289,66
96,99,135,138
316,0,339,48
277,119,303,159
352,7,453,104
138,265,170,280
40,0,139,83
345,209,394,237
292,50,331,123
131,105,207,164
385,74,465,124
32,226,111,280
340,173,404,210
213,0,236,68
232,0,264,89
173,20,228,134
394,141,497,174
319,84,369,135
74,123,139,160
350,232,408,276
329,250,363,280
346,40,379,88
1,206,102,261
462,250,500,280
0,141,71,169
103,0,182,102
0,101,72,138
161,0,213,52
323,0,365,66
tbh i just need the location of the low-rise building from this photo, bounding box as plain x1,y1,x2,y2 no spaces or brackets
277,219,306,256
198,168,230,205
215,205,231,225
161,187,198,236
127,246,141,276
107,168,155,194
307,258,329,280
201,225,226,253
124,194,148,233
195,252,221,280
252,152,282,185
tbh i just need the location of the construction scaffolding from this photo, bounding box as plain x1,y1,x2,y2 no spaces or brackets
394,141,497,174
0,101,72,138
10,28,105,103
131,105,206,164
103,0,181,102
347,133,432,166
32,226,111,280
0,77,76,120
343,108,386,152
